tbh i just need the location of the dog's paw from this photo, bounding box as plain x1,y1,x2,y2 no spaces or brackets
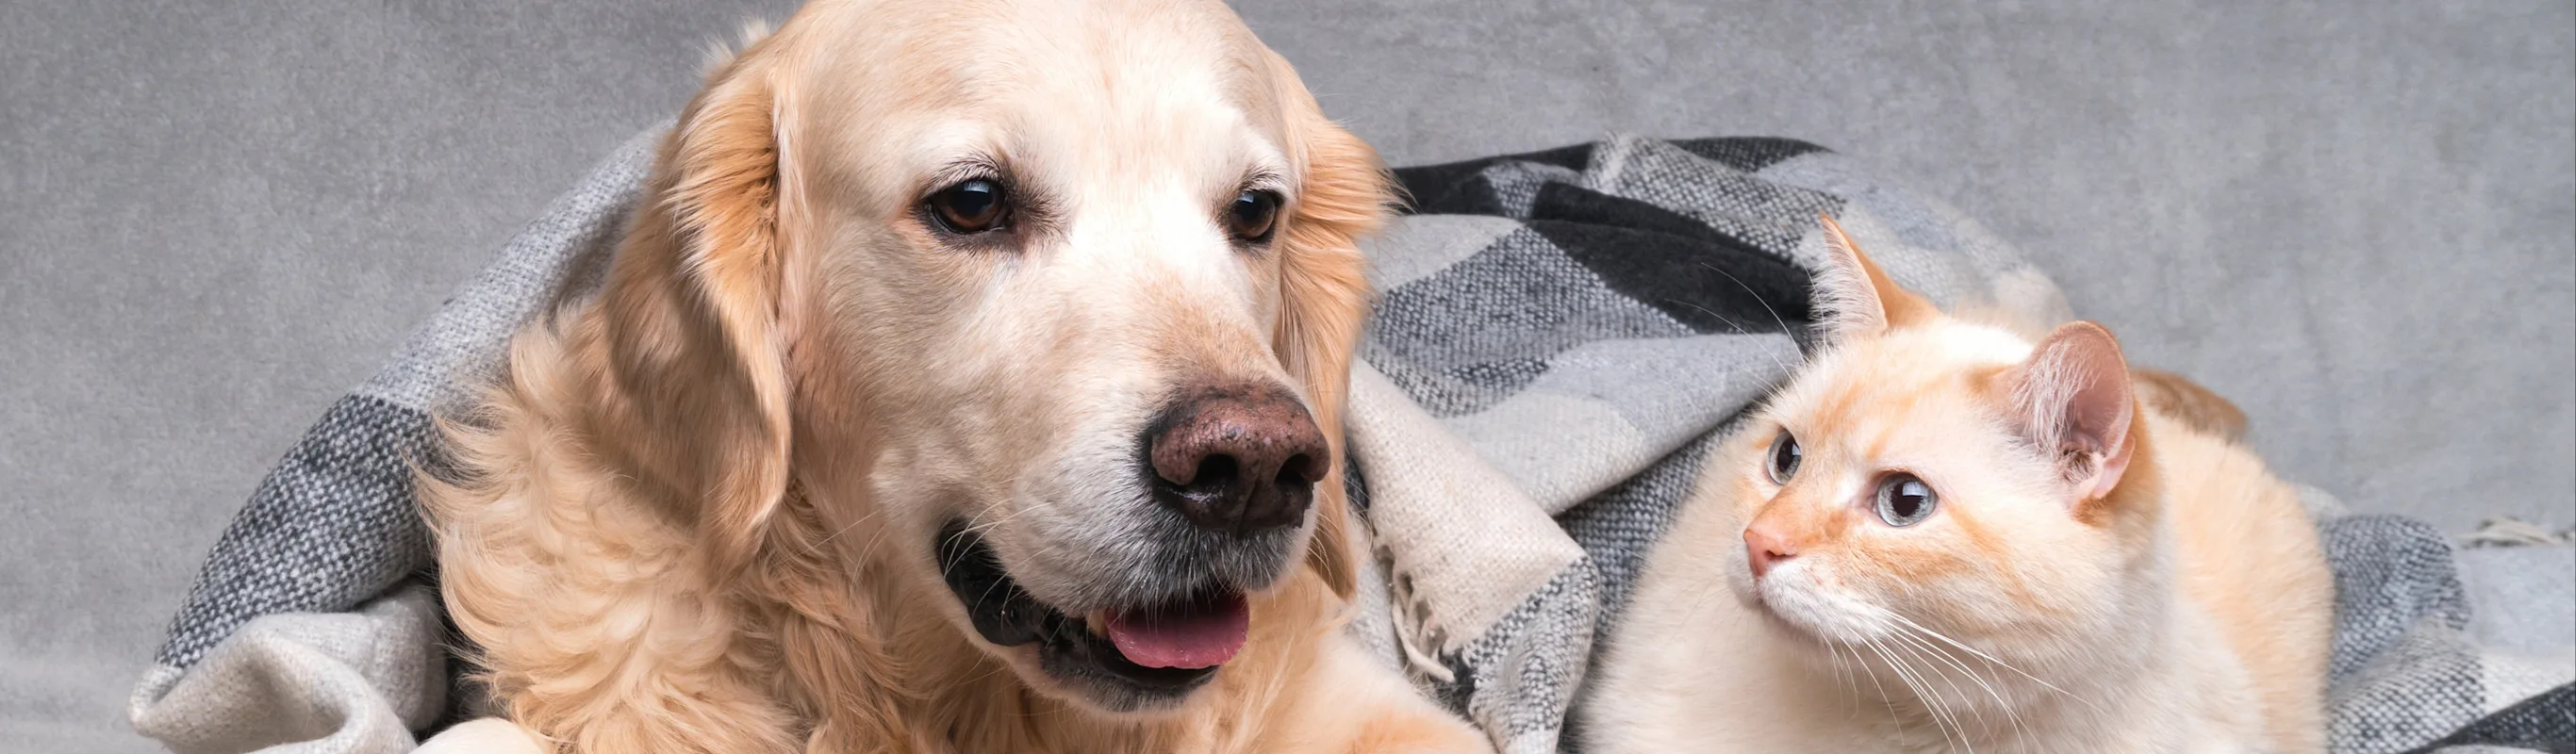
418,718,549,754
1345,713,1494,754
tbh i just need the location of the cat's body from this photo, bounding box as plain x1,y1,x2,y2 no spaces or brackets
1583,219,2330,754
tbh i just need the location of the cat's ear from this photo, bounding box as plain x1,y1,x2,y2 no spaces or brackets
1998,321,2137,503
1813,215,1938,343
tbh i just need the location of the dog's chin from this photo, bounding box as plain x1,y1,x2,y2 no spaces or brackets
933,521,1273,713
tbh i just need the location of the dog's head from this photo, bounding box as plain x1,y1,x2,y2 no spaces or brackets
586,0,1389,714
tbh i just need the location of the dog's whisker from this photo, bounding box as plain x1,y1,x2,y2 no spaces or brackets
814,507,885,548
421,0,1446,743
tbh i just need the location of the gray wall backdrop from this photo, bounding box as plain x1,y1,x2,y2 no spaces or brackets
4,1,2569,749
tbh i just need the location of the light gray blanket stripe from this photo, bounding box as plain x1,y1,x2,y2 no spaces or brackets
1354,134,2569,754
129,129,2569,753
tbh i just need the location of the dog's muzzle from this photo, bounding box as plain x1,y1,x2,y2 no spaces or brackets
930,381,1326,711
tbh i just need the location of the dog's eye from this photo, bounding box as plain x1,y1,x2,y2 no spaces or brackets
1227,189,1280,243
928,178,1008,234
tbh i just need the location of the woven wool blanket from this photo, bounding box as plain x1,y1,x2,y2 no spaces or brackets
130,128,2572,753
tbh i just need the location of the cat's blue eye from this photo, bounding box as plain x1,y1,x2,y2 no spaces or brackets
1874,473,1938,527
1765,431,1800,484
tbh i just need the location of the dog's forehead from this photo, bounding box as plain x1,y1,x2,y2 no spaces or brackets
796,0,1291,187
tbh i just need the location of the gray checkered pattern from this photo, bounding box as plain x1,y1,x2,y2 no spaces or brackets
149,395,438,673
129,128,659,752
1353,135,2071,752
128,129,2568,753
1353,135,2570,753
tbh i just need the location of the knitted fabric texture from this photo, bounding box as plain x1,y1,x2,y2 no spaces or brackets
131,130,2572,753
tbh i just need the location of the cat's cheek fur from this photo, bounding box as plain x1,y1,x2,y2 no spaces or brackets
1581,220,2327,753
1748,562,1851,641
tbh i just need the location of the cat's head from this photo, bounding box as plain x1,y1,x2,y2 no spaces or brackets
1719,216,2160,661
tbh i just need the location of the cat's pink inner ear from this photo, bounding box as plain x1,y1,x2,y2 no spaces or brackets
1814,216,1888,341
1814,215,1937,343
2005,321,2138,501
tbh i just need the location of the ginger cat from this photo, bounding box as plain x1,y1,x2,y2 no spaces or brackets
1583,217,2332,753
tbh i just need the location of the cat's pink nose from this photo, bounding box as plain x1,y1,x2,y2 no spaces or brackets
1744,526,1799,579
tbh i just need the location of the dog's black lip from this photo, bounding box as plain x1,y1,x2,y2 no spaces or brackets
935,522,1051,647
933,521,1222,697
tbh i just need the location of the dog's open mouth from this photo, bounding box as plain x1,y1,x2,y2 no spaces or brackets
935,521,1246,705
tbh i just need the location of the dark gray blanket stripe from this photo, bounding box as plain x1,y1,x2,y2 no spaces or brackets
2410,684,2576,753
155,393,435,670
1368,137,2569,752
138,133,2567,753
1395,144,1599,215
1524,185,1814,336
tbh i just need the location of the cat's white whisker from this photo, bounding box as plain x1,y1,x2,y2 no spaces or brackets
1878,619,1981,715
1578,218,2333,753
1690,259,1807,373
1874,617,1981,754
1856,638,1928,748
1881,610,2108,717
1852,635,1910,744
1664,297,1795,376
1825,639,1862,722
1863,635,1967,754
1876,612,2034,751
1693,260,1801,340
1908,629,2028,745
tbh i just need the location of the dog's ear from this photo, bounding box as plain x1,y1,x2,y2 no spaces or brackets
588,43,793,572
1270,58,1395,602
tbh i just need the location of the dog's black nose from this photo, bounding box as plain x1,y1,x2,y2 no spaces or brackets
1144,383,1329,536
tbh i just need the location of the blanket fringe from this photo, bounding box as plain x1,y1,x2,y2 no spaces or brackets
2461,516,2572,549
1379,540,1455,683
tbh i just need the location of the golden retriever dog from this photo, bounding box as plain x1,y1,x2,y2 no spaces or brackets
418,0,1492,751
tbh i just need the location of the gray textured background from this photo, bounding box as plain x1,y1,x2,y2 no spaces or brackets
3,0,2569,749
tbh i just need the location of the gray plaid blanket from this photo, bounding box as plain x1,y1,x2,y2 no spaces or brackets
129,128,2573,753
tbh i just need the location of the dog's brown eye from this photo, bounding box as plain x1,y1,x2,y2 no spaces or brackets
929,178,1007,234
1227,190,1280,242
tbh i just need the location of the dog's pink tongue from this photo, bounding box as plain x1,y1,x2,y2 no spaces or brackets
1104,594,1249,669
